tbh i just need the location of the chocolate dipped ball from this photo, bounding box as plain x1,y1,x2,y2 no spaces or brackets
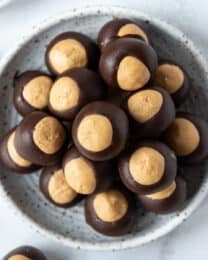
3,246,46,260
13,71,53,116
14,111,67,166
0,128,37,173
138,176,187,214
164,112,208,164
99,37,158,91
153,62,190,106
85,186,135,236
72,101,129,161
48,68,106,120
62,146,114,195
119,140,177,194
97,18,149,51
45,32,99,75
40,163,82,207
124,86,175,139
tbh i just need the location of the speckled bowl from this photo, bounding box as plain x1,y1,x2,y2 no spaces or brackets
0,6,208,251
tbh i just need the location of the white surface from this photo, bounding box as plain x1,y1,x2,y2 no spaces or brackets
1,0,208,259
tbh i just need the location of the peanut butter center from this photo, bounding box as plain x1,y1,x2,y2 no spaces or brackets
49,39,88,73
129,147,165,185
8,255,31,260
117,56,150,91
128,89,163,123
77,114,113,152
33,117,66,154
93,190,128,222
64,157,96,194
146,181,176,200
49,77,80,111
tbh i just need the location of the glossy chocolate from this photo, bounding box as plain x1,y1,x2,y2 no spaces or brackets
164,112,208,164
62,146,115,194
119,140,177,194
97,18,149,51
40,163,83,207
48,68,106,120
138,176,187,214
0,128,38,174
13,71,53,116
45,32,99,75
85,185,135,236
124,86,176,139
72,101,129,161
3,246,46,260
99,37,158,89
14,111,67,166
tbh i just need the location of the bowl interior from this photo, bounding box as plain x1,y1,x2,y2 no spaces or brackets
0,7,208,250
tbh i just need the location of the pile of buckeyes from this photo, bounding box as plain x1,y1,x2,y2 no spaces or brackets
1,18,208,237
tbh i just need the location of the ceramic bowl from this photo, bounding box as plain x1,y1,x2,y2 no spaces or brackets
0,6,208,251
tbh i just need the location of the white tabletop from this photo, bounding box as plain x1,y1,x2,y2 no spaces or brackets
1,0,208,259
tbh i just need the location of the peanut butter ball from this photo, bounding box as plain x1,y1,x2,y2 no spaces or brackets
14,111,67,166
124,86,175,139
153,62,190,106
99,37,157,91
40,163,82,207
97,18,149,51
0,128,38,173
85,186,135,236
138,176,187,214
3,246,46,260
45,32,99,75
48,68,106,120
13,71,53,116
164,112,208,164
119,140,177,194
72,101,129,161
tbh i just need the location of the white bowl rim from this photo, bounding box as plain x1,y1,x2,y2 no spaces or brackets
0,5,208,251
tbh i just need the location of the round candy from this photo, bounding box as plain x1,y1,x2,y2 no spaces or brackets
164,112,208,164
0,128,37,173
45,32,99,75
124,86,175,138
14,111,67,166
153,62,190,106
119,140,177,194
97,18,149,51
3,246,46,260
48,68,106,120
62,146,114,195
85,186,135,236
40,163,82,207
99,37,158,91
13,71,53,116
72,101,129,161
138,176,187,214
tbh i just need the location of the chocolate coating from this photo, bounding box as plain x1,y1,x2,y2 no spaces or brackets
13,71,53,116
62,146,115,194
14,111,67,166
138,176,187,214
119,140,177,194
99,37,158,89
3,246,46,260
124,86,176,139
40,163,83,207
85,185,135,236
153,61,190,106
48,68,106,120
164,112,208,164
97,18,149,51
45,32,99,75
72,101,129,161
0,128,38,174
